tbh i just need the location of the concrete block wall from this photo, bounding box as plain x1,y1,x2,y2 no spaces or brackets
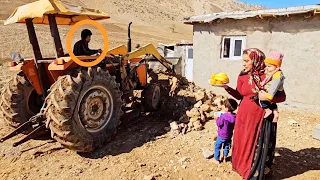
192,15,320,106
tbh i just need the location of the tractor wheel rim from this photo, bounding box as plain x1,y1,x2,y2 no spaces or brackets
152,86,160,109
79,85,113,133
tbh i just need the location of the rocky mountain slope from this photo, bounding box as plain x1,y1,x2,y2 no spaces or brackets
0,0,264,62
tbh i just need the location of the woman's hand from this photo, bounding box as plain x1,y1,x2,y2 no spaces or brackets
223,83,243,100
258,90,269,101
223,84,230,90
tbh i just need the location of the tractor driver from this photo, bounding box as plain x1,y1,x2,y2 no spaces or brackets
73,29,102,56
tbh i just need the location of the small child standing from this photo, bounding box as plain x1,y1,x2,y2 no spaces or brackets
259,50,286,122
213,98,238,164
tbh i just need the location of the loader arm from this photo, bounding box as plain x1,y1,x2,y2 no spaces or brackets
124,43,173,72
107,44,127,56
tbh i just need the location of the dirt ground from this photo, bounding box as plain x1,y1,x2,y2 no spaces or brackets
0,1,319,180
0,66,319,180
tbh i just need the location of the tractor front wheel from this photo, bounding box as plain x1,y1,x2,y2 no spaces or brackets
45,67,123,152
142,83,161,111
0,72,42,128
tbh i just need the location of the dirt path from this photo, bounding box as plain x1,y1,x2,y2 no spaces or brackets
1,1,318,179
0,67,318,180
0,94,319,180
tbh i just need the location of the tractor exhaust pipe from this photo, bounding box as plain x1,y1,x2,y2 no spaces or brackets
128,22,132,52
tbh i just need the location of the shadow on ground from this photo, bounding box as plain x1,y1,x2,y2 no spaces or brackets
1,75,194,160
80,104,172,159
268,147,320,180
78,78,193,159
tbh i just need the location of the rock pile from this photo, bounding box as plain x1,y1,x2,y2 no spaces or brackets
179,88,227,133
158,72,228,135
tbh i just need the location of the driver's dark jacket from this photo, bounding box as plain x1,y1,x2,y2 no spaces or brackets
73,39,99,56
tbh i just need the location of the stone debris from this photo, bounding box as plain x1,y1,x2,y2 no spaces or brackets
158,72,227,135
169,77,178,96
170,121,180,131
200,104,210,112
144,175,156,180
186,108,200,118
178,157,190,165
194,101,202,108
313,124,320,141
194,90,206,102
288,120,299,127
202,149,214,159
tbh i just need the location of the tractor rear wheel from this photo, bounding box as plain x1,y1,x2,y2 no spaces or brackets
45,67,123,152
0,72,42,128
142,82,161,111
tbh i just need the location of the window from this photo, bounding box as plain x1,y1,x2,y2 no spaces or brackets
187,47,193,59
221,36,246,60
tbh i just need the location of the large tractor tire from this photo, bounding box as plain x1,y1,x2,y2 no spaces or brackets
0,72,42,128
142,82,161,111
45,67,123,152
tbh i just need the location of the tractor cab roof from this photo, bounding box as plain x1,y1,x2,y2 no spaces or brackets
4,0,110,25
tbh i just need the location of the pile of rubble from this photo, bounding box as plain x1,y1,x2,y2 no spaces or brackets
158,72,227,135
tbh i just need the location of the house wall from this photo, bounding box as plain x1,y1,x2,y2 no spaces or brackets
174,46,186,76
153,45,186,74
192,15,320,106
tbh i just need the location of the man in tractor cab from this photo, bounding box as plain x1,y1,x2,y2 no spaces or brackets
73,29,102,56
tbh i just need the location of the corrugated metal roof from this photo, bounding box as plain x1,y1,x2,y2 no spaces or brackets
4,0,110,25
184,5,320,25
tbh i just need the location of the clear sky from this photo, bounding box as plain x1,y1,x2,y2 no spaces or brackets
239,0,320,8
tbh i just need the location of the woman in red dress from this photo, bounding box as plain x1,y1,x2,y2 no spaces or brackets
223,48,286,180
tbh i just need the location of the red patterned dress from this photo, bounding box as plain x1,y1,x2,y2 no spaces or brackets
226,72,285,180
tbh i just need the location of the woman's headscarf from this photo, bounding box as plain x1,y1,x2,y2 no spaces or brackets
241,48,266,93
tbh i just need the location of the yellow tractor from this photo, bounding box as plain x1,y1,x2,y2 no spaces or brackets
0,0,173,152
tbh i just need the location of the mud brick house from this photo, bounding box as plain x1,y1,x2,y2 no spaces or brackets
184,5,320,106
